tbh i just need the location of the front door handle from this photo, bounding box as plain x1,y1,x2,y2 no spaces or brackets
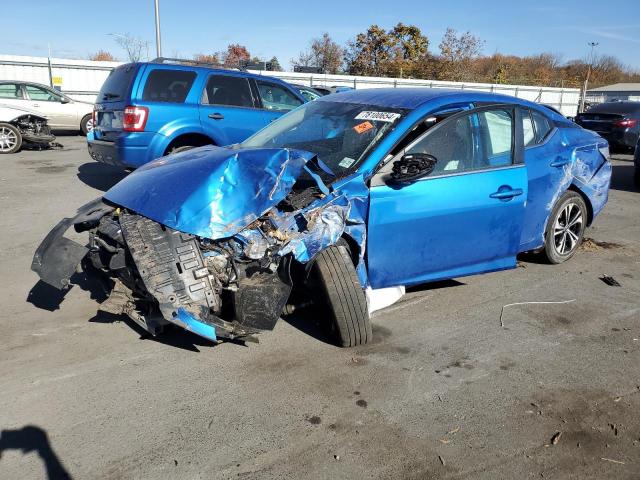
32,103,40,107
208,113,224,120
550,156,571,167
490,188,523,200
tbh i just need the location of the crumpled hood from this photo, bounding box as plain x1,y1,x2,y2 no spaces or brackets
104,145,316,239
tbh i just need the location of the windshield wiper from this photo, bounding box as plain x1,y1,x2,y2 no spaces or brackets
102,93,119,100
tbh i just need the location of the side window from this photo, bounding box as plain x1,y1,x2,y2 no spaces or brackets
403,107,513,177
531,110,553,143
0,83,23,99
477,109,512,166
256,81,303,111
142,69,196,103
405,112,475,176
25,85,61,102
202,75,254,108
522,109,536,147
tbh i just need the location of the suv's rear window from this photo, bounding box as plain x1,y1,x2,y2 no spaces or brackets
142,69,196,103
98,64,138,102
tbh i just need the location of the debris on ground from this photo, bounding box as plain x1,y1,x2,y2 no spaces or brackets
438,455,445,466
600,457,626,465
581,238,623,251
499,300,576,328
600,275,621,287
550,431,562,445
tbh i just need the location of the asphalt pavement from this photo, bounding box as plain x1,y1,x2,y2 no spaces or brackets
0,136,638,479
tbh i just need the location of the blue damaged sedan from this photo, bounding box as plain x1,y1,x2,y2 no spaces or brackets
32,89,611,347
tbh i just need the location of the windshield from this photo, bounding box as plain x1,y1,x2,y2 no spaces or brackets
241,100,407,175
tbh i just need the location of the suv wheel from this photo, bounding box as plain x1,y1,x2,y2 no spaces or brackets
312,244,371,347
0,123,22,154
543,191,587,264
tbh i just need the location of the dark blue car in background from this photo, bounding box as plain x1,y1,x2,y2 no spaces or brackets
87,59,306,168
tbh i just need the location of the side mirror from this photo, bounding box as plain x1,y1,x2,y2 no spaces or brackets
60,97,70,104
387,152,438,185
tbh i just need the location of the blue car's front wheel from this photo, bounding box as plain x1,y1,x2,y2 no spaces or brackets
312,244,371,347
544,191,587,264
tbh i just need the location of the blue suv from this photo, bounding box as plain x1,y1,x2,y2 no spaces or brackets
87,60,306,168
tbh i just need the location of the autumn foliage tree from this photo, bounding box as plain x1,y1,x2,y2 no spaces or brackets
89,50,117,61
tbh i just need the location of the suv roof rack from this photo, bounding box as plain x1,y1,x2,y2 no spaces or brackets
150,57,245,71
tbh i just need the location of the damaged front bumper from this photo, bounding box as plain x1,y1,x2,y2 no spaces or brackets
31,147,370,343
32,199,294,342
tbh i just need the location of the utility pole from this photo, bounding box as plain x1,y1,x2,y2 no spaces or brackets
154,0,162,58
580,41,599,112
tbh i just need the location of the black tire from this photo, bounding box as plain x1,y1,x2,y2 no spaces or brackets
543,191,587,264
0,123,22,154
312,245,371,347
634,167,640,186
80,114,93,136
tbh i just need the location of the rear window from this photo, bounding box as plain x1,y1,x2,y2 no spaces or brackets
98,64,138,102
142,69,196,103
531,110,553,143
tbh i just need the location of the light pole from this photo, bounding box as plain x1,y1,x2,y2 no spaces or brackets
154,0,162,58
580,41,599,112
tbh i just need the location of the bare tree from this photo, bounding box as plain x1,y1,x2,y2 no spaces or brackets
113,33,150,62
294,33,343,74
438,28,484,81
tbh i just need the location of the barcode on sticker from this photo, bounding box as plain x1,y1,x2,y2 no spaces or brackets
355,111,401,123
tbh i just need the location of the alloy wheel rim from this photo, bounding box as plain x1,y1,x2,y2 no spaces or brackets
0,127,18,152
86,118,94,131
553,202,583,255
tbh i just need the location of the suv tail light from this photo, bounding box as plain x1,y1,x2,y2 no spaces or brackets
123,106,149,132
614,118,638,128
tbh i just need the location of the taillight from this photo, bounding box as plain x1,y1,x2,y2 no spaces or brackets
123,106,149,132
614,118,638,128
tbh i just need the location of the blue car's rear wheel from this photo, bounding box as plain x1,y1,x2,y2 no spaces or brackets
543,191,587,264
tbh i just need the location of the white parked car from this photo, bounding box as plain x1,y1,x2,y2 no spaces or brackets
0,104,55,154
0,81,93,134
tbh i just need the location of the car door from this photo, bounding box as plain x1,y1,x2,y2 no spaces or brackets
23,84,77,128
254,79,304,124
0,83,28,109
367,105,528,289
199,74,265,145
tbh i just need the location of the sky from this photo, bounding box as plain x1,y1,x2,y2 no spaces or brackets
3,0,640,70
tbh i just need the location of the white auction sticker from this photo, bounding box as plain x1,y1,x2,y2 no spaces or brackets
354,111,401,123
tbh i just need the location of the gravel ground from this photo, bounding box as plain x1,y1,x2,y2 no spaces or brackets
0,136,638,479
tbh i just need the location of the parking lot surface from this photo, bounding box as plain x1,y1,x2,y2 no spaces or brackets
0,136,639,479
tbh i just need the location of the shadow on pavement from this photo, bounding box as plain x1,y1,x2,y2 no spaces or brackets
77,162,128,192
27,272,110,312
0,425,72,480
610,164,639,193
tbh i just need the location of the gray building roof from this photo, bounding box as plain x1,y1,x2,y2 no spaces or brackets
588,83,640,92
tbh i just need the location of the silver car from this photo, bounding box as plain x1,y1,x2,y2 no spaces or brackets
0,81,93,134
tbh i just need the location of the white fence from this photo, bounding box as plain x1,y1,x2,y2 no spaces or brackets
0,54,581,116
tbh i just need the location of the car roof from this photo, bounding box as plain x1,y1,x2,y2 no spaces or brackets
316,87,538,110
132,61,292,85
585,101,640,114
